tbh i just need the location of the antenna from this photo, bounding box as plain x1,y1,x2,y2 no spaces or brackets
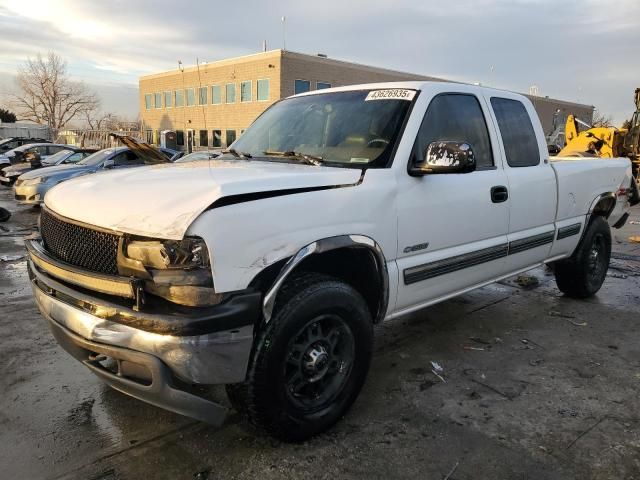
195,56,209,152
281,16,286,51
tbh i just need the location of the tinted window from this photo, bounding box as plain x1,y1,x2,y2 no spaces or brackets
64,152,84,163
46,146,64,155
295,79,310,95
176,130,184,146
113,151,142,166
199,130,208,147
226,130,236,146
212,130,222,147
490,97,540,167
413,94,493,169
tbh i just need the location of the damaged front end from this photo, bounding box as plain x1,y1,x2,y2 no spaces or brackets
26,206,260,425
33,206,225,310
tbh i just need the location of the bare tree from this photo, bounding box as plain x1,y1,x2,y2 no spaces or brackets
12,52,100,133
84,111,118,130
621,119,632,130
592,109,614,128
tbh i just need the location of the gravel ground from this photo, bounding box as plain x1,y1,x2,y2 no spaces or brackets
1,186,639,480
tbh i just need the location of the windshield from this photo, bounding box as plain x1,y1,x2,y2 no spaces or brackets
78,149,115,166
226,89,416,167
175,151,218,163
42,149,73,165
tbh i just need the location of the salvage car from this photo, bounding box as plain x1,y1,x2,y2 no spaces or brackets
0,143,70,173
25,82,638,441
0,136,49,153
14,145,178,204
0,147,96,186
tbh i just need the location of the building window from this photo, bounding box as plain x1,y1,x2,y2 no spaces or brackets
199,130,208,147
164,91,172,108
257,79,269,101
294,79,310,94
317,81,331,90
186,88,196,106
240,81,252,102
226,83,236,103
176,130,184,146
212,130,222,147
145,129,153,143
211,85,221,104
175,90,184,107
154,92,162,108
226,129,236,146
198,86,207,105
144,94,152,110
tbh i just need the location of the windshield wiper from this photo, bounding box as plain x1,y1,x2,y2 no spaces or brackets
222,148,252,159
262,150,324,166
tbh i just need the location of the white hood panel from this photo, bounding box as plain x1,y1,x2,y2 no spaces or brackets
44,160,361,239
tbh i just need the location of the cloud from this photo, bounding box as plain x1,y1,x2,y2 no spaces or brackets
0,0,638,123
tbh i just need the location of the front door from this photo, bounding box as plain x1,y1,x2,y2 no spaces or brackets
395,91,511,313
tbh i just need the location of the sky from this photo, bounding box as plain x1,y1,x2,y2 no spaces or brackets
0,0,638,125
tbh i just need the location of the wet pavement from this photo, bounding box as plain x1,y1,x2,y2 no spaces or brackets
1,186,640,479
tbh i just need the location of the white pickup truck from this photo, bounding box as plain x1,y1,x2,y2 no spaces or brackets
26,81,638,441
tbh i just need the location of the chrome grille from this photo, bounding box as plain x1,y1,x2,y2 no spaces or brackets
40,209,120,275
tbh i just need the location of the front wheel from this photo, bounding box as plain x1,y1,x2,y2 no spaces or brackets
554,216,611,298
236,273,373,442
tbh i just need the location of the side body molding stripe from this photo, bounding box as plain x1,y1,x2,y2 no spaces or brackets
403,230,556,286
557,223,582,240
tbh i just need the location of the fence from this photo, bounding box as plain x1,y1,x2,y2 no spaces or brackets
0,123,51,140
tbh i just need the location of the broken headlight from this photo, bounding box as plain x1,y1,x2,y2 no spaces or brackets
126,237,209,270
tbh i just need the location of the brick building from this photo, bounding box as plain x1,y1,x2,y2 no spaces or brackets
139,49,593,152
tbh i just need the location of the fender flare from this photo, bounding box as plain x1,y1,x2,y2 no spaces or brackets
588,192,616,219
262,235,389,324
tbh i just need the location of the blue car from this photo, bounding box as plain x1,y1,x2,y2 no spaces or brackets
14,146,178,204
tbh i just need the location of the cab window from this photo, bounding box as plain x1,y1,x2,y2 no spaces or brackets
490,97,540,167
412,93,494,169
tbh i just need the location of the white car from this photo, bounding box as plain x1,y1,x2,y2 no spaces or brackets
25,81,637,441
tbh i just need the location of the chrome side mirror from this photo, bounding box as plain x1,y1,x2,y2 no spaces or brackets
409,141,476,176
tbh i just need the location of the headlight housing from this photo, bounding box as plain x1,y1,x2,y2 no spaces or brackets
126,237,209,270
22,176,47,186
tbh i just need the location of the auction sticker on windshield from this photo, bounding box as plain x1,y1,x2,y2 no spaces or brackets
365,89,416,101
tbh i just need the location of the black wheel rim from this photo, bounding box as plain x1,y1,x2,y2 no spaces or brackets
283,313,355,412
587,233,607,283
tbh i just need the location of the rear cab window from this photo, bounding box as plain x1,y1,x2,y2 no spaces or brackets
412,93,494,170
490,97,540,167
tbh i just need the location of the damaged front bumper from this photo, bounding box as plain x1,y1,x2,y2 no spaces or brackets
27,251,260,425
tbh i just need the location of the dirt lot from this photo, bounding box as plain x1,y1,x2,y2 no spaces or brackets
1,186,640,480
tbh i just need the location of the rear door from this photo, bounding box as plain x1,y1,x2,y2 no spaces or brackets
486,95,556,272
395,90,511,313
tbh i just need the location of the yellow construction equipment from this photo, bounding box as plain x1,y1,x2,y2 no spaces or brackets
559,88,640,177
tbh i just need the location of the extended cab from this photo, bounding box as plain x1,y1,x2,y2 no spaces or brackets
25,82,638,441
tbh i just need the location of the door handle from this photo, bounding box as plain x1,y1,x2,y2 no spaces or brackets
491,185,509,203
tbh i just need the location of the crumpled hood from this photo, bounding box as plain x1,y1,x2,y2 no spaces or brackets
4,163,32,176
44,159,362,239
18,163,91,180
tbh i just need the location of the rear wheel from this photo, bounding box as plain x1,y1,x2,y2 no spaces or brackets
554,216,611,298
233,273,373,442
